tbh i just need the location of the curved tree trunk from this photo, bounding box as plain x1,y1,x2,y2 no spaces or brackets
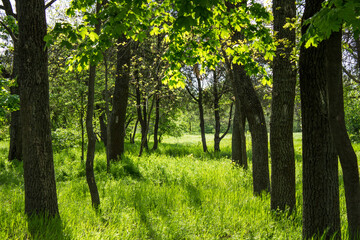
108,36,131,161
232,62,270,195
85,3,101,209
300,1,340,238
17,0,59,217
270,0,296,213
326,30,360,240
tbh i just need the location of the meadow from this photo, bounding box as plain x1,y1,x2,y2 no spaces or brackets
0,133,358,239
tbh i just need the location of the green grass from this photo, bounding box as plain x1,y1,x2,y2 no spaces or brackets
0,133,358,239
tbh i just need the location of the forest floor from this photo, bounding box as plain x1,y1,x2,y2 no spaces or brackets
0,133,359,239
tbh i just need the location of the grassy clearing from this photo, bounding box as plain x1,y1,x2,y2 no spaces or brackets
0,133,358,239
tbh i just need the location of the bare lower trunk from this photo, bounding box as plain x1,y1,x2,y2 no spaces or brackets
85,2,101,209
233,62,270,194
232,97,247,168
327,30,360,240
300,1,340,238
8,41,22,161
18,0,59,217
270,0,296,213
108,36,131,161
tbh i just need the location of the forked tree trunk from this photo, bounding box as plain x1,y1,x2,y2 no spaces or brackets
232,62,270,194
108,36,131,161
226,1,269,194
326,30,360,240
17,0,59,217
270,0,296,213
300,1,340,238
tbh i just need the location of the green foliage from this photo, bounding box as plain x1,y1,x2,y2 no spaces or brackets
52,128,82,151
344,86,360,142
0,77,19,122
302,0,360,47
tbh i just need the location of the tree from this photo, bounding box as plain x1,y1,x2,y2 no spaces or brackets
17,0,59,217
0,0,21,161
209,66,233,152
300,0,341,238
326,29,360,240
226,1,271,195
270,0,296,213
108,36,131,161
184,64,208,152
84,0,101,209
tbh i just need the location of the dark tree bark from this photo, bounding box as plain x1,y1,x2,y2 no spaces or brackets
326,30,360,240
225,1,269,194
232,62,270,194
270,0,296,213
152,78,161,151
99,112,107,146
222,46,248,168
194,64,208,152
231,97,247,168
1,0,22,162
300,1,340,238
85,2,101,209
108,36,131,161
130,119,138,144
213,69,221,151
135,68,149,151
17,0,59,217
8,42,22,161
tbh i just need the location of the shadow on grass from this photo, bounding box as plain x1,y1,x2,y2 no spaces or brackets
151,142,231,160
108,155,142,180
0,160,23,187
185,182,202,207
27,214,68,240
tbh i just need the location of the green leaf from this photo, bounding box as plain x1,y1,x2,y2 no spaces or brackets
89,31,99,41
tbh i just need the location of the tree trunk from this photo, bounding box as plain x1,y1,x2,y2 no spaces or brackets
104,51,111,172
131,119,138,144
300,1,340,238
326,30,360,240
232,62,270,194
194,64,208,152
17,0,59,217
108,36,131,161
80,89,85,162
8,41,22,161
99,112,107,146
85,2,101,209
232,97,247,168
214,69,221,152
153,79,161,151
270,0,296,213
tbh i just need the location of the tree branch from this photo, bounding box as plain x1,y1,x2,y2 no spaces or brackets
0,0,16,18
343,66,360,84
220,101,234,141
45,0,57,9
0,20,17,41
185,85,199,102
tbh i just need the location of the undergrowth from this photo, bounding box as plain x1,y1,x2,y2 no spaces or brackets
0,134,356,239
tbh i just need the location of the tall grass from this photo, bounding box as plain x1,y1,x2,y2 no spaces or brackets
0,133,357,239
